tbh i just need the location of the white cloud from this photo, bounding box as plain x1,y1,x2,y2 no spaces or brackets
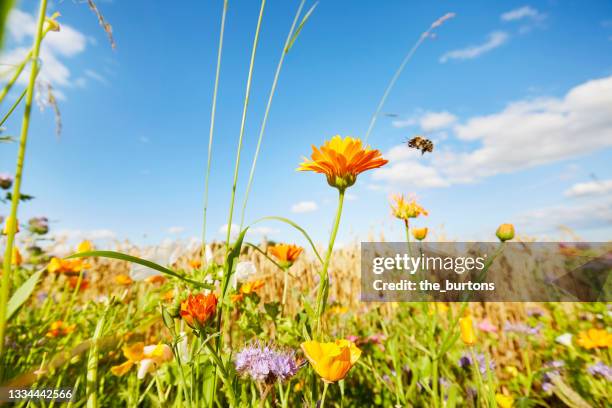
291,201,318,213
218,223,240,238
564,180,612,198
373,75,612,188
440,31,508,63
392,111,457,131
250,226,279,236
84,69,108,85
167,226,185,234
3,10,88,89
54,228,116,241
501,6,542,22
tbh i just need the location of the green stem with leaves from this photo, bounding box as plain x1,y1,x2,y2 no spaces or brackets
315,188,345,337
0,0,48,374
201,0,228,265
224,0,266,251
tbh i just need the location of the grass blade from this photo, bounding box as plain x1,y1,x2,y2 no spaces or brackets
6,269,44,320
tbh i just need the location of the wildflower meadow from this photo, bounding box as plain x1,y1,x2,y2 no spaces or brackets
1,1,611,407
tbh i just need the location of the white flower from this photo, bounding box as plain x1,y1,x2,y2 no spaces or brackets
205,245,214,265
555,333,572,347
233,261,257,288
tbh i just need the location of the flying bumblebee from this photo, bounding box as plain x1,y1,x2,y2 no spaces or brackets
407,136,434,155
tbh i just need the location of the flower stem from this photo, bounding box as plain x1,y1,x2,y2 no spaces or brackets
224,0,266,252
320,382,329,408
201,0,228,265
238,0,306,230
282,267,289,307
315,189,345,337
0,51,32,105
0,0,48,374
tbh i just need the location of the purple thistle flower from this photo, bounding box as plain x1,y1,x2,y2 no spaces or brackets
587,362,612,381
458,352,495,375
504,322,541,335
235,342,299,384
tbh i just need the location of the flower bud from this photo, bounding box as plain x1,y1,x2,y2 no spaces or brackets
412,227,428,241
496,223,515,242
459,315,476,346
0,174,13,190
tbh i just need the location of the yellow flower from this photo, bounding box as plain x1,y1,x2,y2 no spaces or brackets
46,320,76,338
11,247,23,266
77,240,93,253
496,394,514,408
496,223,515,242
298,135,388,191
111,342,173,379
412,227,428,241
576,329,612,349
47,257,90,275
391,194,428,221
328,305,348,315
459,316,476,346
301,339,362,383
269,243,303,268
2,217,19,235
114,274,133,286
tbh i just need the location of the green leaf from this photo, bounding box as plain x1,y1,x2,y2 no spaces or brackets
221,227,249,298
244,242,284,271
252,216,323,264
67,250,212,289
285,1,318,53
6,269,44,320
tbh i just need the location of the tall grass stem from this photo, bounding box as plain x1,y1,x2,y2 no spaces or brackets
0,0,48,374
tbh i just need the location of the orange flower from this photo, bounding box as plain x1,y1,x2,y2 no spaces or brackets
47,257,90,275
180,293,217,329
232,280,265,303
162,290,175,302
576,329,612,349
145,275,166,285
68,276,89,291
391,194,428,221
46,320,75,338
11,247,23,266
269,244,303,267
189,259,202,270
412,227,428,241
298,135,388,190
301,339,362,383
496,223,515,242
115,274,133,286
459,316,476,346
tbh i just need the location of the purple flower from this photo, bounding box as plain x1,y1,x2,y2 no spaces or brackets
587,362,612,381
235,342,298,383
541,360,564,391
504,322,541,335
0,174,13,190
458,352,495,375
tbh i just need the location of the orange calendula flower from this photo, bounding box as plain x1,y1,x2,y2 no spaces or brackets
115,274,133,286
298,135,388,191
145,275,166,285
459,316,476,346
496,223,515,242
576,328,612,349
180,293,217,329
46,320,76,338
301,339,362,383
111,342,173,379
11,247,23,266
232,280,265,303
269,244,303,268
391,194,428,221
189,259,202,270
412,227,428,241
68,276,89,291
47,257,90,275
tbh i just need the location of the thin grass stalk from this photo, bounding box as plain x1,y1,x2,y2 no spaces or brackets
0,51,32,105
224,0,266,251
0,0,48,373
0,88,26,128
315,189,345,337
238,0,306,230
201,0,228,265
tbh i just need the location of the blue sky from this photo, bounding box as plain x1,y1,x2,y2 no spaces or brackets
1,0,611,248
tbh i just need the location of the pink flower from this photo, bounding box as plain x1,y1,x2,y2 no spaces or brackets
478,319,498,333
